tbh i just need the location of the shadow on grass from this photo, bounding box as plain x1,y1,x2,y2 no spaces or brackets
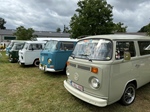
43,71,66,78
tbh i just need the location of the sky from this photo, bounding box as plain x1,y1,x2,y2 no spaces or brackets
0,0,150,32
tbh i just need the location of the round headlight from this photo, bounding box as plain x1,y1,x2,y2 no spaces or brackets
48,59,52,64
90,77,100,89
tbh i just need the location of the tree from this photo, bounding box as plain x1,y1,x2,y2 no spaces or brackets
63,25,69,33
56,28,61,33
0,17,6,29
138,23,150,36
13,26,35,40
69,0,114,38
114,22,127,33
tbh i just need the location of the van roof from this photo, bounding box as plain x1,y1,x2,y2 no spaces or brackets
24,41,46,44
47,38,78,42
11,40,26,42
81,34,150,41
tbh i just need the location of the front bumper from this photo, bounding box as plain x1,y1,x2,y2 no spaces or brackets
64,80,107,107
39,64,62,72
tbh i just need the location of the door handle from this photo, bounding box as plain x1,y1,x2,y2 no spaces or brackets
135,64,140,68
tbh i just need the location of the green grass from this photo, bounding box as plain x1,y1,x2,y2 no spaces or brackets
0,51,150,112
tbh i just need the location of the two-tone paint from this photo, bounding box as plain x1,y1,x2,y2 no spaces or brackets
39,38,77,72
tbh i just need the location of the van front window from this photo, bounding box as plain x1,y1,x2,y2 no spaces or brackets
22,43,29,50
44,40,58,51
72,39,112,61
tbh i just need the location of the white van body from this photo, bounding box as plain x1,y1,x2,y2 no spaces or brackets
64,35,150,107
18,41,46,66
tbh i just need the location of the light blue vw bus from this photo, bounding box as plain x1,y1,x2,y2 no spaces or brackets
39,38,77,72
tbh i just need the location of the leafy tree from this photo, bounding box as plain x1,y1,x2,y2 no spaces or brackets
138,23,150,36
0,17,6,29
56,28,61,33
69,0,114,38
114,22,127,33
13,26,35,40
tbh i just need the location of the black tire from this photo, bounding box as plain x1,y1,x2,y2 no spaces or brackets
120,83,136,106
33,59,40,67
63,65,67,74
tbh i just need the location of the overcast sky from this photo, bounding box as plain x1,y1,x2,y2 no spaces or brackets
0,0,150,32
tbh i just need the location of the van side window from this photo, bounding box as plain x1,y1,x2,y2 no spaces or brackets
138,41,150,55
116,41,135,60
60,42,74,50
29,44,42,50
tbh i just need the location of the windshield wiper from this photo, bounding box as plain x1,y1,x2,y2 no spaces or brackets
71,54,75,59
79,54,89,56
79,54,92,62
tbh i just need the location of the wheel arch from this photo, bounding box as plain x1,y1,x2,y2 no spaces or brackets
33,58,40,66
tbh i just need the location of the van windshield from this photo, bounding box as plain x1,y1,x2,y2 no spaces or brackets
8,42,14,48
72,39,112,61
22,43,29,50
11,44,24,51
44,40,58,51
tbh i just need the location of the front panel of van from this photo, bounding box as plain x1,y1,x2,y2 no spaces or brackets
64,38,113,106
9,51,19,62
40,50,56,70
66,57,111,98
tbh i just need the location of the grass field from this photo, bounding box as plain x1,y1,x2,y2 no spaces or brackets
0,51,149,112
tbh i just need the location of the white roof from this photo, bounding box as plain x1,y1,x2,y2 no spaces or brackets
47,38,78,42
24,41,46,44
36,38,53,41
80,34,150,41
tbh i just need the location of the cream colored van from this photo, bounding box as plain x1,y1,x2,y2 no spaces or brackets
64,35,150,107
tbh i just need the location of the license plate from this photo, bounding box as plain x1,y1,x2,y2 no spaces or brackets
71,81,84,92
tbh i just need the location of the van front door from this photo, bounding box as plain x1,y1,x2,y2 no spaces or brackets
109,41,139,103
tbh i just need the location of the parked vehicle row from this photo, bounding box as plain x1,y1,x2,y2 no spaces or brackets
4,35,150,107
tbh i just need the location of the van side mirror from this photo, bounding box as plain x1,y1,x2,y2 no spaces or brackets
124,52,131,60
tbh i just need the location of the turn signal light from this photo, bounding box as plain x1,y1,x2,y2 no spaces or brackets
91,67,98,74
67,61,70,66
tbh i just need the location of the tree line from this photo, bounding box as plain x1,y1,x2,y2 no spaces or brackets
0,0,150,40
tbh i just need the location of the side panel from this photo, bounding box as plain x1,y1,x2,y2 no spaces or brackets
24,50,41,65
108,59,139,104
55,51,72,70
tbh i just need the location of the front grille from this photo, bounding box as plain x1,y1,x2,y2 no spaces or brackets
78,65,90,71
70,63,76,67
41,53,48,56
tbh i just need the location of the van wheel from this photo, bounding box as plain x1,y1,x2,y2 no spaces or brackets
33,59,40,67
120,83,136,106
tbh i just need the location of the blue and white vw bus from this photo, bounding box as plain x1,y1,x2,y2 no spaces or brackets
39,38,77,72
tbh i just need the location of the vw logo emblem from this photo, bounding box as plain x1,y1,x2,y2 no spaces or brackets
74,73,79,81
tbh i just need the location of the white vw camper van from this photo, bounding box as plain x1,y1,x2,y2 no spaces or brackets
64,34,150,107
19,41,46,66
